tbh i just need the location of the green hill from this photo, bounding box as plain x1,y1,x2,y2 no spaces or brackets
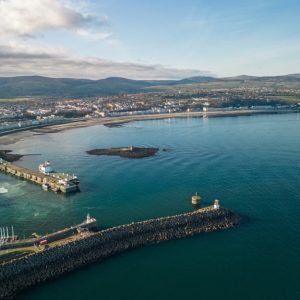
0,76,217,98
0,74,299,98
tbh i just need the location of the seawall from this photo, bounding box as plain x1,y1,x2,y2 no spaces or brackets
0,206,240,299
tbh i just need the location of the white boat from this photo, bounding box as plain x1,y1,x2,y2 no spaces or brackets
42,183,49,190
39,161,53,174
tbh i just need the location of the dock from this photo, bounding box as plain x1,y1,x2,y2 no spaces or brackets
0,159,79,193
0,214,97,251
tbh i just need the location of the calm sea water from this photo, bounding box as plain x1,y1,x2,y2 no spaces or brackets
0,113,299,300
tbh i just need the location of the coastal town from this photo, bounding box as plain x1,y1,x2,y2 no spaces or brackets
1,84,300,133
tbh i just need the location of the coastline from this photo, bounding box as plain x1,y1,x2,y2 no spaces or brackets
0,109,298,146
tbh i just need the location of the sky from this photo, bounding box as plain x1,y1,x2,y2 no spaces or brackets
0,0,299,79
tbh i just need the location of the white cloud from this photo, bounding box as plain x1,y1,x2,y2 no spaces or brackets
76,29,112,41
0,0,212,79
0,0,96,37
0,42,212,79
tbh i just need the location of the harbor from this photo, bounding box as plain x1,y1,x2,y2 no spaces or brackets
0,160,79,193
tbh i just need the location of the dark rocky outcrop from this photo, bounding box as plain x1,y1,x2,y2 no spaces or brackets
0,207,240,299
103,122,125,128
87,146,159,158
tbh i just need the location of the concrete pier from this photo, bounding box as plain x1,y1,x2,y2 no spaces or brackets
0,160,79,193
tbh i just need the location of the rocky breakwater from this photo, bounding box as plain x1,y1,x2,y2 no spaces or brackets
0,206,240,299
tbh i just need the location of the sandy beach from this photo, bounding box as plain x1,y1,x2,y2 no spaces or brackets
0,109,297,146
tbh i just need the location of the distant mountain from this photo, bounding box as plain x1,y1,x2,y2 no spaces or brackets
0,74,298,98
0,75,216,98
0,76,153,98
287,74,300,78
0,76,91,98
220,74,300,82
221,75,257,81
172,76,217,85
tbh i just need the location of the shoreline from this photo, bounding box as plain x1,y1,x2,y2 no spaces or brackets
0,109,298,146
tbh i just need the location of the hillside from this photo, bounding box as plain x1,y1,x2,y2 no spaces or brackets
0,74,299,98
0,76,216,98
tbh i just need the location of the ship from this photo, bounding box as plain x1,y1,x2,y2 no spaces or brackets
38,161,53,174
38,161,80,193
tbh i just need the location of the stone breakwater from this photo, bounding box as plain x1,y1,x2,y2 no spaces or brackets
0,206,240,299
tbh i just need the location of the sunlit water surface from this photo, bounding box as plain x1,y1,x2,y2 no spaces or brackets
0,113,299,300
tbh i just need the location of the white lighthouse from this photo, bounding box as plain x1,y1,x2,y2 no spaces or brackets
213,199,220,209
86,213,91,223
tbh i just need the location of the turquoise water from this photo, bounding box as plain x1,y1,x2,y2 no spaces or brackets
0,113,299,299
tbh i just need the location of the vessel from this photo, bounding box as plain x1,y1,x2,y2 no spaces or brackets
38,161,53,174
42,183,49,190
38,161,80,192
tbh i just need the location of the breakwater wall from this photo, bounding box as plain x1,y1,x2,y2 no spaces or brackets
0,206,240,299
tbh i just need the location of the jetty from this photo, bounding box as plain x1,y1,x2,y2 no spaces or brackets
0,159,79,193
0,203,240,299
0,214,97,252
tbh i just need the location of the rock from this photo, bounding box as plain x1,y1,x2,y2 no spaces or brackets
86,146,159,158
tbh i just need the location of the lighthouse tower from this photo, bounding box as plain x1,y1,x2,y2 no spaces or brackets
86,213,91,223
213,199,220,209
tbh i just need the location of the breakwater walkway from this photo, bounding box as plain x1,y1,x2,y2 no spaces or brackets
0,206,240,299
0,215,97,251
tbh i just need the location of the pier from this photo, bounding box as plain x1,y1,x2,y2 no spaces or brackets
0,214,97,252
0,159,79,193
0,204,240,299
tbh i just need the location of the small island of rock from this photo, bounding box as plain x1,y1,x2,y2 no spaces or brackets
87,146,159,158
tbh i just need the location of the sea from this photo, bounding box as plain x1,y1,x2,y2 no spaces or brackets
0,113,299,300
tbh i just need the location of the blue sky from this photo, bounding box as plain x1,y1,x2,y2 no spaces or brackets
0,0,299,79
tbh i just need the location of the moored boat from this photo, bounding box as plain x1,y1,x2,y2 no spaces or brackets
42,183,49,191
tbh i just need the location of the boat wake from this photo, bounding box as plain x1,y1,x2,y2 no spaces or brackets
0,182,27,197
0,187,8,194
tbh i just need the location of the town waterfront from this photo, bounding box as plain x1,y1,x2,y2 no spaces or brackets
0,113,299,299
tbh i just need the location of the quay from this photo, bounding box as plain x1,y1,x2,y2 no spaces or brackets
0,159,79,193
0,203,240,299
0,214,97,251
